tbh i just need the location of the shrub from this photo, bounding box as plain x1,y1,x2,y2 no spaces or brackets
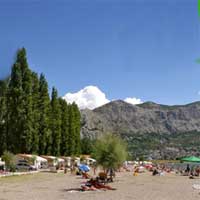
93,134,127,170
2,151,16,172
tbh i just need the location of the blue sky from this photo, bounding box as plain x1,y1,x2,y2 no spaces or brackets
0,0,200,105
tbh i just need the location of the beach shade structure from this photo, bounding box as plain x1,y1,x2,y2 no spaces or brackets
180,156,200,163
79,164,90,172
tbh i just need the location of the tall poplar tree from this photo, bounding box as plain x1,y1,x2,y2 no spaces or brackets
19,48,33,153
50,87,61,156
8,61,24,153
38,74,50,155
59,98,69,156
0,47,82,156
72,103,81,155
0,80,8,155
67,104,76,155
8,48,33,153
31,72,40,153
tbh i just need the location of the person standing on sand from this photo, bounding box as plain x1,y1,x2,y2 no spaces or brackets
185,164,190,175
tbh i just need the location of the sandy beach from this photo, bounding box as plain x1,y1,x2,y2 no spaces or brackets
0,171,200,200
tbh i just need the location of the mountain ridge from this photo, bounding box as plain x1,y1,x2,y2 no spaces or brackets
81,100,200,159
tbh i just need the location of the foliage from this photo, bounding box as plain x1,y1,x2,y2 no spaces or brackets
29,155,37,165
31,72,40,153
2,151,16,172
123,131,200,160
71,103,81,155
50,87,61,156
81,137,94,154
67,103,81,156
0,48,81,157
38,73,51,155
93,134,127,170
59,98,69,156
0,80,7,155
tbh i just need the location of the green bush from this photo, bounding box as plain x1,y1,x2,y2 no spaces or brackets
93,134,127,170
2,151,16,172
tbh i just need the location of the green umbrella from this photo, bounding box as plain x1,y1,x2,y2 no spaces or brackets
180,156,200,163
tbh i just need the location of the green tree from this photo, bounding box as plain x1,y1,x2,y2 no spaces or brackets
38,74,51,155
2,151,16,172
67,105,76,155
31,72,40,153
7,62,23,153
72,103,81,155
0,80,8,155
19,48,33,153
81,137,94,155
59,98,69,156
50,87,61,156
66,103,81,156
7,48,33,153
93,134,127,171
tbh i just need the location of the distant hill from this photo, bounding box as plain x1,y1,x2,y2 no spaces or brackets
81,100,200,159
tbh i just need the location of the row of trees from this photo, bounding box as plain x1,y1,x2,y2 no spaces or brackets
0,48,81,156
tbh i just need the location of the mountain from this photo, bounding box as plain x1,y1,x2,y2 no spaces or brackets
81,100,200,159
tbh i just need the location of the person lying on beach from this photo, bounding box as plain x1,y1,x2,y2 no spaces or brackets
65,178,116,192
87,178,116,190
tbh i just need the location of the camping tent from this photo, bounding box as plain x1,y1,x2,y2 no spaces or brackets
180,156,200,163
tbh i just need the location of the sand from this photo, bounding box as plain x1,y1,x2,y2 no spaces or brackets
0,171,200,200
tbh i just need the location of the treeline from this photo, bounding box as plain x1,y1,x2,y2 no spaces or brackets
0,48,81,156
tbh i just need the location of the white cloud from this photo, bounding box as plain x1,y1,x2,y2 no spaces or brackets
124,97,143,105
63,85,142,109
63,86,110,110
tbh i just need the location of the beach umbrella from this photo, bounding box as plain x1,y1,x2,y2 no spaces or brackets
180,156,200,163
79,164,90,172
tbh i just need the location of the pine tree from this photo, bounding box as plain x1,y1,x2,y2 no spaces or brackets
38,74,50,155
50,87,61,156
59,98,69,156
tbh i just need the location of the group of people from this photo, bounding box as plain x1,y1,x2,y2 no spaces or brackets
179,164,200,178
66,168,116,192
80,178,116,191
150,163,200,178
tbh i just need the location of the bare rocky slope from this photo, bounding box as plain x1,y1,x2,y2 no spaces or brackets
81,100,200,159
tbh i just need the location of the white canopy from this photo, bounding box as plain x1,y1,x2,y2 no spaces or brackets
17,154,47,163
36,156,47,162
